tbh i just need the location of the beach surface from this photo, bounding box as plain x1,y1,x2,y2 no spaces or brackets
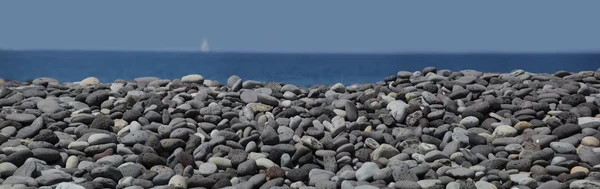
1,68,600,189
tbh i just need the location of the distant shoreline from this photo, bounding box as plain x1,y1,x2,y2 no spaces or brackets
2,48,600,55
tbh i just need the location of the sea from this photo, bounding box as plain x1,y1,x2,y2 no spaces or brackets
1,50,600,87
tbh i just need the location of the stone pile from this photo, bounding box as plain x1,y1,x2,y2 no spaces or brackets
1,69,600,189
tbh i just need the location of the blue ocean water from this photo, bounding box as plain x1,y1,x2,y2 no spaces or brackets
1,50,599,87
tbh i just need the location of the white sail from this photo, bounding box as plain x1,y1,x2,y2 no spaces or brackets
201,39,210,52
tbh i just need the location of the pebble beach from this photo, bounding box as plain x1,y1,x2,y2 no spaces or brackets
1,67,600,189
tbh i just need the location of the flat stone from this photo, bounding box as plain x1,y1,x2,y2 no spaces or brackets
417,179,441,189
120,131,149,146
460,116,479,128
56,182,86,189
474,181,496,189
509,173,531,183
581,136,600,147
355,162,379,181
371,144,399,160
208,157,232,169
550,142,576,154
394,180,421,189
424,150,449,162
198,162,218,176
80,77,100,86
537,181,563,189
35,170,72,186
6,114,36,123
181,74,204,84
88,133,113,145
445,167,475,178
37,99,60,113
492,125,517,138
256,158,277,169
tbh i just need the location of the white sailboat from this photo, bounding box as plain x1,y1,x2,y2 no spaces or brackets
201,38,210,52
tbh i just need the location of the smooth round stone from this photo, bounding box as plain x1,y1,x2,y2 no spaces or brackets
88,133,113,145
256,158,277,169
1,126,16,137
56,182,86,189
518,177,538,188
333,109,347,118
0,162,17,177
470,165,486,172
549,142,576,154
78,161,94,170
474,181,497,189
492,125,517,138
355,185,379,189
444,181,462,189
5,113,36,123
2,145,28,155
394,180,421,189
571,166,590,174
445,167,475,178
37,99,60,114
181,74,204,84
168,174,187,188
371,144,400,160
424,150,449,162
198,162,217,176
80,77,100,86
417,179,441,189
68,141,90,151
504,144,523,154
120,131,149,145
581,136,600,147
514,121,532,130
460,116,479,128
509,173,532,183
281,100,292,108
355,162,379,181
97,155,124,167
66,156,79,168
550,156,566,165
129,121,142,132
207,157,232,169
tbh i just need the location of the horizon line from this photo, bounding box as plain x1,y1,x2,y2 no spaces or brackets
1,48,600,55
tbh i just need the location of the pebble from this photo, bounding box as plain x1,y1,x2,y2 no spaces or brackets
168,174,187,188
445,167,475,178
371,144,399,160
460,116,479,128
355,162,379,181
581,136,600,147
492,125,517,138
208,157,232,169
65,156,79,168
80,76,100,86
198,162,218,176
394,180,421,189
0,162,17,177
88,133,113,145
550,142,576,154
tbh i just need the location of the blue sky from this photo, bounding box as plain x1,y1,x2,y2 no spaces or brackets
1,1,600,53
